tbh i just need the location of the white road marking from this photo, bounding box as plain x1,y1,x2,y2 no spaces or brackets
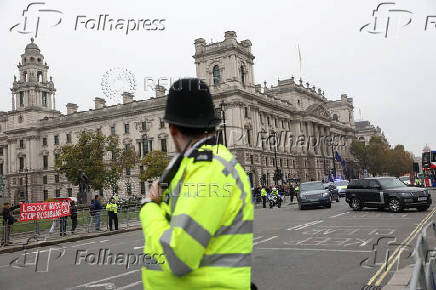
70,241,96,248
253,236,278,246
99,239,109,243
287,220,323,231
66,269,140,290
116,281,142,290
253,236,264,241
133,246,144,250
329,212,347,218
256,247,372,253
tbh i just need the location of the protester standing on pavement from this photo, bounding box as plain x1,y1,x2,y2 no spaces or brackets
70,201,78,234
106,198,118,231
59,214,68,236
139,78,254,289
261,186,268,208
2,202,19,246
93,195,102,230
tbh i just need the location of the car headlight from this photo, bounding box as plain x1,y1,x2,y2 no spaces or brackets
401,192,412,197
323,192,329,197
424,190,429,196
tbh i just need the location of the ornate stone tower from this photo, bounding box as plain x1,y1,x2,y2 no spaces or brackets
11,38,56,114
193,31,255,92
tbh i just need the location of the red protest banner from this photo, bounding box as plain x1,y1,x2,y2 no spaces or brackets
19,201,71,222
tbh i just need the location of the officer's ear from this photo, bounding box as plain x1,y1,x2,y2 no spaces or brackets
169,124,179,138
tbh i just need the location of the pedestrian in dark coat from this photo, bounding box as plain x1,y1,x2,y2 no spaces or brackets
70,201,78,234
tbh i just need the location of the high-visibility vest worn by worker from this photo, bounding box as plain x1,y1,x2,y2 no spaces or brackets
140,137,254,289
106,202,118,214
260,188,267,197
272,189,278,196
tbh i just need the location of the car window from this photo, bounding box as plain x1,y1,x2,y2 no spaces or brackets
348,180,362,189
378,178,407,189
368,180,379,189
300,182,324,191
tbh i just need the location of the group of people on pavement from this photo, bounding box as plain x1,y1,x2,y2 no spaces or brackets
89,194,119,231
255,184,300,208
1,195,121,246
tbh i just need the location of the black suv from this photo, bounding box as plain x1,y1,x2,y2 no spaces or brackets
345,177,432,212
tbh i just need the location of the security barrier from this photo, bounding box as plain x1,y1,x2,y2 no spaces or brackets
409,221,436,289
1,204,141,248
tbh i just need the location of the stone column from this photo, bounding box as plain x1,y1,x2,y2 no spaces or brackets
11,93,15,111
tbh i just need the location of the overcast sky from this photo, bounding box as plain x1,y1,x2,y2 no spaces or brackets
1,0,435,156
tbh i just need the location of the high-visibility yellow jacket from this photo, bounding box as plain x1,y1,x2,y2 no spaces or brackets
271,189,278,196
140,139,254,289
260,188,267,197
106,202,118,214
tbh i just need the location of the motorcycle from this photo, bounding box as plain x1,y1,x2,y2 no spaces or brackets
268,194,282,208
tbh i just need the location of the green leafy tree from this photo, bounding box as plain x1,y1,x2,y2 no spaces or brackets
55,131,137,194
139,151,169,181
105,135,138,193
366,136,390,176
350,140,368,171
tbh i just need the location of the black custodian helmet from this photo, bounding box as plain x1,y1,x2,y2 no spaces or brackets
163,78,220,128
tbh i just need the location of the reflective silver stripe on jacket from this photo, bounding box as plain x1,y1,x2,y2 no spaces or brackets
213,155,252,237
200,253,251,268
171,214,211,248
159,229,192,276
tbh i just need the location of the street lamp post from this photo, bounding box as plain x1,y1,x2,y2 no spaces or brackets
219,100,228,147
331,144,336,180
269,130,279,186
24,168,28,202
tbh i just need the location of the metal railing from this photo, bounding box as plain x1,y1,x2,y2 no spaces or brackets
1,204,142,247
409,221,436,289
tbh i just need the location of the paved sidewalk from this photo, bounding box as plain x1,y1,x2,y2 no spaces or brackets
382,264,414,289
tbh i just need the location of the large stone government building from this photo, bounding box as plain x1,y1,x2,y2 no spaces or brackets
2,32,358,203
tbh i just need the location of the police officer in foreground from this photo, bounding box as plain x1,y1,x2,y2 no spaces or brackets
139,78,254,290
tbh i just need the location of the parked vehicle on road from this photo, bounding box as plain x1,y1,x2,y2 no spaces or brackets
345,177,432,212
399,175,411,186
334,180,349,197
324,183,340,202
298,181,332,210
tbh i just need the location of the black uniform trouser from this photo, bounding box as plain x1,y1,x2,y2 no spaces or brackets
60,218,67,236
290,192,294,203
108,211,118,231
262,196,267,208
71,217,77,232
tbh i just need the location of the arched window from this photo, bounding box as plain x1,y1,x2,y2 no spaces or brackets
333,114,339,121
240,65,245,85
42,92,47,106
37,71,43,83
23,71,28,82
212,65,221,85
358,136,365,143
